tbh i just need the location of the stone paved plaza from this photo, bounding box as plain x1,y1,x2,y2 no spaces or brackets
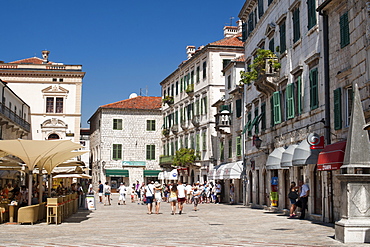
0,193,367,247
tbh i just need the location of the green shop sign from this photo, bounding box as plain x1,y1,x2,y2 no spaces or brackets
122,161,146,167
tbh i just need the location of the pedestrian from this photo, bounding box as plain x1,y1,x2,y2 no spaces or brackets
229,183,235,204
97,180,104,204
134,181,141,204
87,181,94,195
297,180,310,219
215,181,222,204
131,186,136,203
117,182,127,205
103,182,111,206
185,182,193,204
177,181,186,215
288,181,299,218
192,186,201,211
169,183,177,215
144,181,155,214
153,181,162,214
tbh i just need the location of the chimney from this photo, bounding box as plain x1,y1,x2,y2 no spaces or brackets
186,46,196,59
42,50,50,64
223,20,242,38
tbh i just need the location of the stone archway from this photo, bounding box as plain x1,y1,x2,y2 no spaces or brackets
48,133,60,140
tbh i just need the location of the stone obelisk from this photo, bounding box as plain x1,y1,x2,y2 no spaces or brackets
335,83,370,243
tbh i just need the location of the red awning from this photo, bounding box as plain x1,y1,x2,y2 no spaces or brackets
317,141,346,171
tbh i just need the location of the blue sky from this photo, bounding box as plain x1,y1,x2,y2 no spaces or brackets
1,0,245,128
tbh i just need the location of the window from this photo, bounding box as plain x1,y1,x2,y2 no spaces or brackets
236,136,242,156
247,112,252,137
295,76,303,115
309,68,319,110
112,144,122,160
286,83,295,119
46,97,64,113
242,22,248,41
279,21,286,53
248,12,255,36
113,119,123,130
227,75,231,89
292,7,301,43
228,138,232,158
202,61,207,79
191,71,194,84
175,81,179,95
236,99,242,118
269,38,274,52
146,120,156,131
196,66,200,83
223,59,231,69
261,103,266,130
273,91,282,124
307,0,316,30
340,12,350,48
220,141,224,161
334,88,342,130
344,86,353,126
254,108,259,134
258,0,264,18
146,145,155,160
196,134,200,152
202,131,207,150
190,135,195,150
196,100,200,116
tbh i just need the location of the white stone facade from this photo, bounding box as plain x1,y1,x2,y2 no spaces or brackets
0,51,85,143
160,27,244,184
89,96,163,189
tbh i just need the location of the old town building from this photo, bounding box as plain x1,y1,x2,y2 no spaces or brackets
0,51,85,143
237,0,369,223
88,95,162,189
159,24,244,185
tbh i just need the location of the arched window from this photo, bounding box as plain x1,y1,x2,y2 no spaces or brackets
48,133,60,140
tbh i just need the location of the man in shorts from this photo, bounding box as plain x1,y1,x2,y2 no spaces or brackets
177,181,186,214
98,180,104,203
144,181,155,214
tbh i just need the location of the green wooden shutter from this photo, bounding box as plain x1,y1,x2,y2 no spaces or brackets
196,134,200,152
297,76,302,115
236,99,242,118
202,132,206,150
340,12,350,48
273,91,282,124
293,8,300,43
307,0,316,30
270,96,275,127
236,136,242,156
287,83,295,119
280,21,286,52
310,68,319,109
334,88,342,130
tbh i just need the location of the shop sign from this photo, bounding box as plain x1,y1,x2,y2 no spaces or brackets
122,161,146,167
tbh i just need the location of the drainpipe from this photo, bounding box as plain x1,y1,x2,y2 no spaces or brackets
318,0,332,222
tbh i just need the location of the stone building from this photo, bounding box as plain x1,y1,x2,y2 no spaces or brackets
238,0,326,219
212,55,245,204
237,0,369,223
88,95,162,190
159,24,244,185
0,51,85,143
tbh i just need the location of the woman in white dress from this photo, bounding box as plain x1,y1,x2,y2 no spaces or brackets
153,181,162,214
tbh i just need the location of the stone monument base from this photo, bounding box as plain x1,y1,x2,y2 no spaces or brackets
336,217,370,243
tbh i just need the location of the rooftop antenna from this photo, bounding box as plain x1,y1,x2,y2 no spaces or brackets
139,86,148,96
229,17,234,26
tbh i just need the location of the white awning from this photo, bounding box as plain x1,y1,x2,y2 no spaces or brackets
281,145,298,168
53,174,91,179
214,163,228,180
266,147,286,170
292,139,321,166
223,161,243,179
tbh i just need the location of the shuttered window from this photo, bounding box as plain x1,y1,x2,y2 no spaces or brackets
113,144,122,160
286,83,295,119
113,119,122,130
236,99,242,118
296,76,302,115
334,88,342,130
236,136,242,156
273,91,282,124
307,0,317,30
146,120,156,131
261,103,266,130
340,12,350,48
258,0,264,18
269,38,274,53
146,145,155,160
202,131,207,150
228,139,232,158
309,68,319,110
279,21,286,53
292,8,301,43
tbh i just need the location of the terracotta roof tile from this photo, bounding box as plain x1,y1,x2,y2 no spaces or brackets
234,55,246,62
9,57,52,64
210,34,244,47
101,96,162,110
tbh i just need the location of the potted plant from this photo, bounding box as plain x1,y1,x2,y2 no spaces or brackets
162,95,174,106
185,84,194,96
239,49,281,85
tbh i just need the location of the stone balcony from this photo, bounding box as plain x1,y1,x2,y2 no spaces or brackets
254,57,280,95
215,110,231,134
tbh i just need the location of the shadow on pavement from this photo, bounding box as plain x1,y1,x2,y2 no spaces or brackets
63,209,93,223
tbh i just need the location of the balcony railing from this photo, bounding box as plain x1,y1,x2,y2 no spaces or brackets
0,103,30,132
215,111,231,134
171,124,179,135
